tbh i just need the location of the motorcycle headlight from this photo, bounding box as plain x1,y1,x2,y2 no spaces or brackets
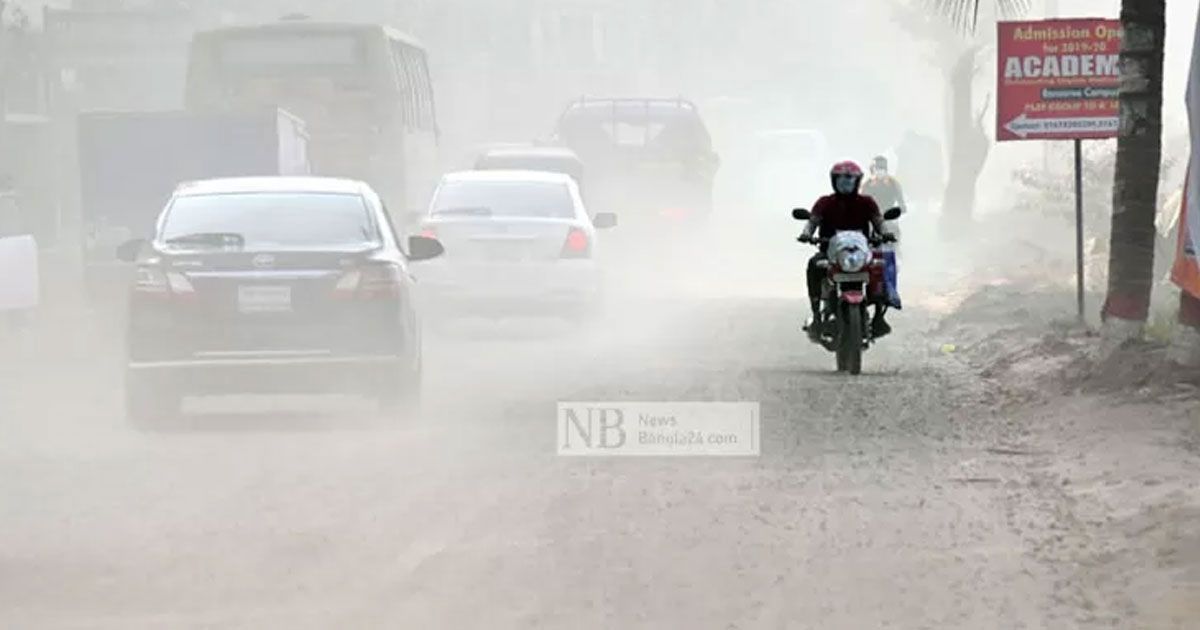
837,249,870,272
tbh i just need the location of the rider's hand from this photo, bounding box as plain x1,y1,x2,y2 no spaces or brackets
797,234,813,243
881,233,897,243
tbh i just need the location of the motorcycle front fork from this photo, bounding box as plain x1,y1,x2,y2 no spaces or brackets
819,295,879,337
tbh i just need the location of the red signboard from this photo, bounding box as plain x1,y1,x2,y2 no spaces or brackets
996,19,1122,142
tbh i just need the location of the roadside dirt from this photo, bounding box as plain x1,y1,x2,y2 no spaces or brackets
936,280,1200,629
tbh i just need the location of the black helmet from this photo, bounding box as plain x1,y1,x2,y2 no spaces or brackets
870,155,888,174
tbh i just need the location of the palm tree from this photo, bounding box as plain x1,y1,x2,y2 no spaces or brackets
924,0,1030,230
934,1,1167,334
1101,0,1166,332
928,0,1031,33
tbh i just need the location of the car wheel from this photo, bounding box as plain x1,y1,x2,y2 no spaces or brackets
376,356,422,421
125,371,180,430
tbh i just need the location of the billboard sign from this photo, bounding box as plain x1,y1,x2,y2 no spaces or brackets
1172,10,1200,301
996,19,1122,142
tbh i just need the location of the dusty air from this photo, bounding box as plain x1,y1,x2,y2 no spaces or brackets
1,0,1198,628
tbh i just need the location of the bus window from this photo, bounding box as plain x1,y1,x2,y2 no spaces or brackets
413,51,436,131
398,46,427,130
388,41,416,128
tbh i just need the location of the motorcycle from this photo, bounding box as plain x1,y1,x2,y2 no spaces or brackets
792,206,902,375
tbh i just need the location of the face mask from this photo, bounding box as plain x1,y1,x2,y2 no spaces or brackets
834,175,857,194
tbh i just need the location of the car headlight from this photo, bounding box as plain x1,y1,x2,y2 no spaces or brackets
837,249,870,272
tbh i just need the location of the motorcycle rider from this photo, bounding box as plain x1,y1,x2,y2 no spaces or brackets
799,161,894,339
860,155,905,309
861,156,907,215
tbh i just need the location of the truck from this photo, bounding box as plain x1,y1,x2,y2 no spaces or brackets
77,108,310,298
551,97,720,227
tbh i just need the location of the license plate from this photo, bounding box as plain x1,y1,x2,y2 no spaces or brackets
483,243,526,262
237,285,292,313
832,273,870,283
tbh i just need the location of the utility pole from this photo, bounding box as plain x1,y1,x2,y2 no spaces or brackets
0,0,10,190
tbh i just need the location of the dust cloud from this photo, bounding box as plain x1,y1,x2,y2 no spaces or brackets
2,1,1198,629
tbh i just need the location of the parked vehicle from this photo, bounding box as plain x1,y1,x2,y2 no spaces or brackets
116,177,443,427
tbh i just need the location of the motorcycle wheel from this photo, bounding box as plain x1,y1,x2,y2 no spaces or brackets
839,306,863,375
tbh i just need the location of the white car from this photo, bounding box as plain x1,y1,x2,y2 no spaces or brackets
412,170,617,322
0,192,38,327
751,128,829,211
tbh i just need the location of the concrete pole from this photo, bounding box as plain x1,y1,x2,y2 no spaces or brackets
0,0,10,184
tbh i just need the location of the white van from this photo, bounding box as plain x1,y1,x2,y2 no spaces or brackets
0,192,39,327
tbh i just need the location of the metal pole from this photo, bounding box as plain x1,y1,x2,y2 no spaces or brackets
1074,138,1085,323
0,0,9,179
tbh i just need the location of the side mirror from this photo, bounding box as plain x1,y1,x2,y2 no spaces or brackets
407,234,444,261
116,238,147,263
792,208,811,221
592,212,618,229
883,207,902,221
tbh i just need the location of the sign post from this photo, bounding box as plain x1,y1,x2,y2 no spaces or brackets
997,18,1122,322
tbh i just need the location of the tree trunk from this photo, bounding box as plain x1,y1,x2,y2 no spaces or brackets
940,48,990,235
1102,0,1166,326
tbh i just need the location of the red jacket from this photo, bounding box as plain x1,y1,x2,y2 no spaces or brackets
810,193,885,241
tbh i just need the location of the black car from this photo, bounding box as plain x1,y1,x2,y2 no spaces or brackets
116,177,443,426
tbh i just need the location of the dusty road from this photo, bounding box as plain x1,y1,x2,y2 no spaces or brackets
2,218,1196,629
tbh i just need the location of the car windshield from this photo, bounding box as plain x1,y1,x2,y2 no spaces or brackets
431,181,575,219
160,192,377,249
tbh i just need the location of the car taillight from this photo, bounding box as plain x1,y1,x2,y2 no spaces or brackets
561,227,590,258
418,225,437,239
335,263,403,299
133,266,195,299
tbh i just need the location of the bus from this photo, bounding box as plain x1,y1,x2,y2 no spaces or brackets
184,19,440,220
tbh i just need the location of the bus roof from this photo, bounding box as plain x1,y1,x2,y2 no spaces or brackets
195,20,426,50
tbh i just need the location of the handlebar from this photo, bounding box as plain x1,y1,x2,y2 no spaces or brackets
797,234,896,246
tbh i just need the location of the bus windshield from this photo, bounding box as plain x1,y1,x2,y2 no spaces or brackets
203,32,380,142
217,33,365,72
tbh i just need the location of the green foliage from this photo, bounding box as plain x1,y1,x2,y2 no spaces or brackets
926,0,1033,34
